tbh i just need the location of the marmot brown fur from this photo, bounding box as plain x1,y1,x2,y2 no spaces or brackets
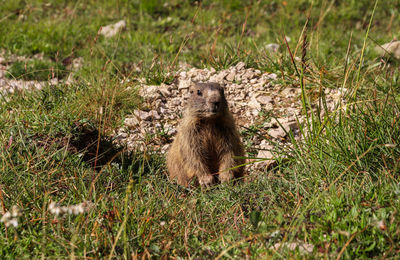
167,82,245,187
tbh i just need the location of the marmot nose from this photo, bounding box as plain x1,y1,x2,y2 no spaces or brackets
211,101,220,112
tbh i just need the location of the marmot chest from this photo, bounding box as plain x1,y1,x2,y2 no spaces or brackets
194,123,227,168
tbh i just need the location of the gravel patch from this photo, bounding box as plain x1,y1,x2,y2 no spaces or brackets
113,62,347,172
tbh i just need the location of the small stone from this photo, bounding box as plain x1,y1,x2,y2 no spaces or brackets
281,87,297,98
268,128,286,139
248,97,261,110
272,242,314,254
124,116,140,126
265,43,279,53
100,20,126,38
257,150,273,159
282,120,298,132
133,110,156,121
211,70,228,82
376,40,400,59
178,79,191,89
158,84,171,97
255,149,276,169
265,73,278,80
235,62,246,71
256,95,273,105
226,72,236,82
71,57,84,70
140,85,161,100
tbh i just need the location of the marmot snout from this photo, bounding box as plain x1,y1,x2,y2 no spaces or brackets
187,82,227,117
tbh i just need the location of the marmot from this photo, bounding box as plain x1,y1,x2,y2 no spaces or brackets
167,82,245,187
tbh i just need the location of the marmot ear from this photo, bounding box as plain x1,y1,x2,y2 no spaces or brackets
187,81,194,93
219,85,225,95
188,84,195,94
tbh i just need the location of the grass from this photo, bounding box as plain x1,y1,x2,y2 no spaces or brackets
6,60,67,81
1,0,400,258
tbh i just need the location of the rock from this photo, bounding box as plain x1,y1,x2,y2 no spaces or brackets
133,110,160,121
0,65,6,78
268,128,286,139
265,43,279,53
256,95,273,105
257,150,272,159
140,85,160,100
255,144,276,169
226,72,236,82
212,70,228,82
282,120,298,132
235,62,246,71
250,78,258,84
148,110,161,120
49,78,58,85
376,41,400,59
158,84,171,97
178,79,191,89
71,57,84,70
100,20,126,38
264,73,278,80
248,97,261,110
161,144,170,153
281,87,298,98
124,116,140,127
234,73,242,82
271,242,314,254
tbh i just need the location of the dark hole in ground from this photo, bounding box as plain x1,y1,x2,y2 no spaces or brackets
68,122,166,180
33,121,162,174
69,122,123,170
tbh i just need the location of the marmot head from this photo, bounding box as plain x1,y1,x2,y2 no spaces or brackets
187,82,228,118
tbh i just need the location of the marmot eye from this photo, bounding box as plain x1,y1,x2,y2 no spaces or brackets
197,90,202,96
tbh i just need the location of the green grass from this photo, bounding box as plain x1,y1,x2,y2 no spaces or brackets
6,60,67,81
1,0,400,258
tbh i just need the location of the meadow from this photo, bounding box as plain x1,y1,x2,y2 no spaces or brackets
0,0,400,258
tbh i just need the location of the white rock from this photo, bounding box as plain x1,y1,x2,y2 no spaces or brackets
235,62,246,71
158,84,171,97
376,41,400,59
281,87,298,98
72,57,84,70
178,79,191,89
133,110,160,121
272,242,314,254
265,73,278,80
248,97,261,110
257,150,273,159
250,78,258,84
256,95,273,105
265,43,279,53
212,70,228,82
140,85,160,100
125,116,140,126
100,20,126,38
226,72,236,82
268,128,286,139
